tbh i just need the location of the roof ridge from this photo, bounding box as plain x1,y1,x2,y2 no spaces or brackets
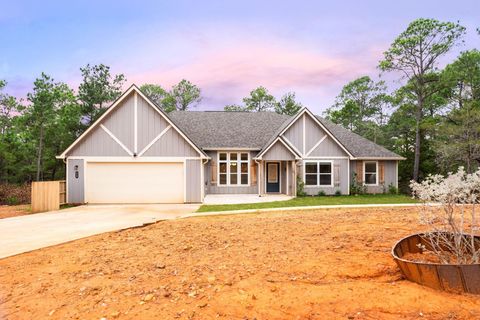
171,110,283,113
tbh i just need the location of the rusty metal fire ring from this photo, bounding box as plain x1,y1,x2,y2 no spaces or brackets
392,233,480,294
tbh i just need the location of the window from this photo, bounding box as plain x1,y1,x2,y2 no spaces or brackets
364,161,378,185
304,161,332,186
218,152,249,186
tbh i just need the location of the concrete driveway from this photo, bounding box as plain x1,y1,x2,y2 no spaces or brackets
0,204,199,259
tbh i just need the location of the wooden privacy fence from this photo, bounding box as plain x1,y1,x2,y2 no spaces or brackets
31,180,66,213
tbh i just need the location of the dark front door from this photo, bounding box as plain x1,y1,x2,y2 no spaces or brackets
266,162,280,193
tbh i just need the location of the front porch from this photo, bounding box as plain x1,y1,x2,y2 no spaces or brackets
257,159,297,197
254,137,300,197
204,193,293,205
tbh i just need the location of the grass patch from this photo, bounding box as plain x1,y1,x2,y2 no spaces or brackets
60,203,81,210
197,194,417,213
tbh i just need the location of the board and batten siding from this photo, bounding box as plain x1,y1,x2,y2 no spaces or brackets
283,116,304,154
185,159,203,203
69,126,129,156
298,158,349,195
142,128,198,157
67,159,85,203
304,114,326,153
283,112,349,158
204,151,258,194
101,93,135,152
308,137,347,157
137,96,170,152
262,140,296,160
350,160,398,193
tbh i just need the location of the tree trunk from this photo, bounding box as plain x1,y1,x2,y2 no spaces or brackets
413,97,422,182
51,163,57,181
36,125,44,181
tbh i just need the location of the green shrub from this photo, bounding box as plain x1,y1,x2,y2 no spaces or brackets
317,190,326,196
296,176,307,197
335,189,342,196
5,196,19,205
388,183,398,195
350,173,366,195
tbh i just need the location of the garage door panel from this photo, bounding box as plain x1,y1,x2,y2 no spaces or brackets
86,162,184,203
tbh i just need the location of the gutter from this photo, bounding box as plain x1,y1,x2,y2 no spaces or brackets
351,157,406,161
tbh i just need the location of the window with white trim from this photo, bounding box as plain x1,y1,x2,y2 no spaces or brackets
218,152,249,186
304,161,332,186
364,161,378,185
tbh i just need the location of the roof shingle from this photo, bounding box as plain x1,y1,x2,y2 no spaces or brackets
168,110,403,159
169,111,291,149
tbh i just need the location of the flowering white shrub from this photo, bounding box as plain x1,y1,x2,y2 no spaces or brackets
410,167,480,264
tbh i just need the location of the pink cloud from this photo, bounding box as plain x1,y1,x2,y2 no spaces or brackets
3,32,380,113
128,39,375,111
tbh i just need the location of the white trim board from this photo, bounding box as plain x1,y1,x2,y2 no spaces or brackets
65,159,69,203
254,137,301,160
68,156,200,162
134,91,138,154
353,157,405,160
302,114,306,156
137,125,172,157
203,148,260,151
279,137,303,158
100,124,134,156
304,156,349,160
305,135,327,157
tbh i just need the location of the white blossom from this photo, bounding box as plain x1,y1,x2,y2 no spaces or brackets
410,167,480,264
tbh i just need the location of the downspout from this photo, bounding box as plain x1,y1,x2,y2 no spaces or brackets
202,158,210,201
255,158,262,197
294,159,302,197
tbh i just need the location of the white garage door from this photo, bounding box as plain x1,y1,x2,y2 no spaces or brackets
85,162,184,204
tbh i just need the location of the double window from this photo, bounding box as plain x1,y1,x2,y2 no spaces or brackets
304,161,333,186
364,161,378,185
218,152,249,186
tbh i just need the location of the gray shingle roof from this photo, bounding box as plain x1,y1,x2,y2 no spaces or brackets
315,116,403,159
169,111,291,149
168,110,403,159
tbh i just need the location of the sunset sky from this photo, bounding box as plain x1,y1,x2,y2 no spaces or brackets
1,0,479,113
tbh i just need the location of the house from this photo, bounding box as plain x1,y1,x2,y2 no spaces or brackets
57,85,404,204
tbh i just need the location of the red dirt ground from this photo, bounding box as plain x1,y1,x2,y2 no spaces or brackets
0,205,30,219
0,207,479,319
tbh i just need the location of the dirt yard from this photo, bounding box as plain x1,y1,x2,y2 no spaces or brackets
0,205,30,219
0,207,479,319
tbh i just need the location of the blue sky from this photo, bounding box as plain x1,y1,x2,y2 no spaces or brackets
1,0,479,113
